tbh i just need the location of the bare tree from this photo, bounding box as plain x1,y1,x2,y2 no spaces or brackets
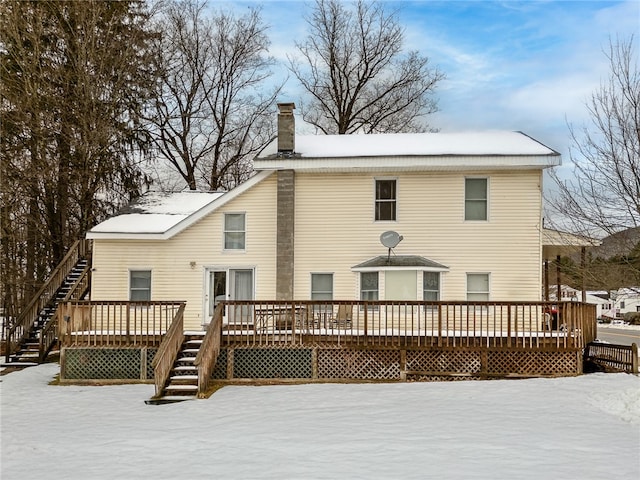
1,0,157,319
147,1,281,191
548,36,640,288
288,0,444,134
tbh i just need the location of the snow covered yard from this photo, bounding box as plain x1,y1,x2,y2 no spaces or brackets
1,364,639,480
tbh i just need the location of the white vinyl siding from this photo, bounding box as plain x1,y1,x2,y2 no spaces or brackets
293,171,542,301
92,167,545,329
91,175,278,330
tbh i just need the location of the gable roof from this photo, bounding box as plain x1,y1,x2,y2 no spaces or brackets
254,131,561,172
87,170,274,239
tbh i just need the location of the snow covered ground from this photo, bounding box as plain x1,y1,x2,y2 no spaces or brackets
1,364,639,480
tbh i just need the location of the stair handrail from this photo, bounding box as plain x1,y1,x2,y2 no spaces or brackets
151,303,186,397
5,239,92,362
38,262,92,362
194,303,224,398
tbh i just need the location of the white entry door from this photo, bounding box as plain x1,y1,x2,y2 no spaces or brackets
204,268,253,325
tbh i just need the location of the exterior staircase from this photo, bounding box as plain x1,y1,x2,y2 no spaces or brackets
155,332,205,402
4,240,92,365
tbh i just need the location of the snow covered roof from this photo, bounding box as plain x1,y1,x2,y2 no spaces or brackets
254,131,561,172
87,171,274,239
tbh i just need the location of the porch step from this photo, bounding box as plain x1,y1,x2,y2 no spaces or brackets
172,365,197,372
164,384,198,393
169,375,198,382
153,331,206,402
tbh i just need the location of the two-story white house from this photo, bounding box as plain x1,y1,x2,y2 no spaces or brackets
87,103,562,331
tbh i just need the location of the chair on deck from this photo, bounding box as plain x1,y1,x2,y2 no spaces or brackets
332,304,352,328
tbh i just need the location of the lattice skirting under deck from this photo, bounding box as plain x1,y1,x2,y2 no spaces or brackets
59,346,580,382
61,347,156,381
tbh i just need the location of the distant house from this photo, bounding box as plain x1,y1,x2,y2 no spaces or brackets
614,288,640,318
87,103,565,331
549,285,613,319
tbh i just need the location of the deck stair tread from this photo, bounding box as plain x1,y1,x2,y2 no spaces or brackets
165,384,198,391
170,375,198,381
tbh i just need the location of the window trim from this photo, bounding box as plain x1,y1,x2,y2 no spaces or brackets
223,212,246,251
464,177,489,222
374,178,397,222
129,269,151,301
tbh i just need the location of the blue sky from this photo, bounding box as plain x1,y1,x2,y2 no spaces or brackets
216,0,639,181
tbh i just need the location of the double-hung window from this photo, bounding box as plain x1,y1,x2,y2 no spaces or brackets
467,273,490,301
224,213,246,250
465,178,488,221
375,179,396,221
423,272,440,301
311,273,333,315
360,272,379,301
311,273,333,301
130,270,151,301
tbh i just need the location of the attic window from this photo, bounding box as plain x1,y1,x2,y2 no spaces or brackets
375,179,396,221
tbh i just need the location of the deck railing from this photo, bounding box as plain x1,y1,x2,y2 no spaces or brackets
152,303,186,396
218,300,597,350
194,303,224,397
59,301,185,347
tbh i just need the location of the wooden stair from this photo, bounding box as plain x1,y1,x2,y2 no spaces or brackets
6,258,90,365
155,332,205,402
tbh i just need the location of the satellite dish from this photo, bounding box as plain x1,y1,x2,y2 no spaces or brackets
380,231,403,249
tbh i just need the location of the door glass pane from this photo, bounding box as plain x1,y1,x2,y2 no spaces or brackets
230,269,253,324
208,271,226,317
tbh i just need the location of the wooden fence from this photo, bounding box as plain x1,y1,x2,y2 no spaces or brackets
584,342,639,373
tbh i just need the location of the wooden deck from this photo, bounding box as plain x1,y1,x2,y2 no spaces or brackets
56,300,598,394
